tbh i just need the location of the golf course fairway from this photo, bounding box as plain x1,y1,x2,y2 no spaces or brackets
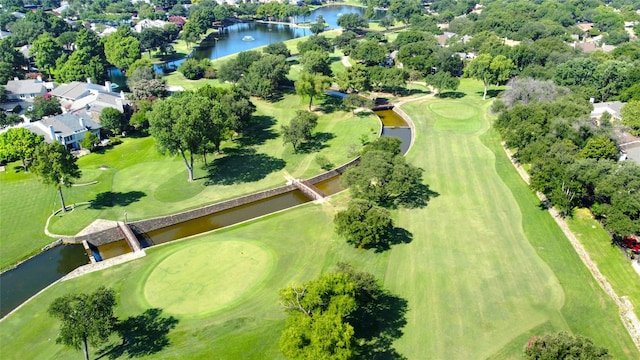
0,81,637,359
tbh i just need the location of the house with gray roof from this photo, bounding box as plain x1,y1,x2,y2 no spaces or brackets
591,101,625,121
50,81,93,102
51,80,130,118
3,78,48,101
27,111,101,150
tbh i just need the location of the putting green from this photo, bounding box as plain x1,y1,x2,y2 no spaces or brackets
428,101,482,134
143,241,273,315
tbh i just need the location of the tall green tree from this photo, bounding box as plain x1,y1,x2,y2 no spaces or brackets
281,110,318,152
74,28,104,59
622,100,640,136
426,71,460,95
30,141,81,212
239,54,290,99
0,38,26,83
28,95,62,120
99,107,127,135
31,32,63,78
279,263,407,359
342,93,374,114
334,199,394,249
465,54,515,100
139,27,166,56
309,21,326,35
48,287,117,360
0,128,43,171
55,50,107,84
181,21,203,48
336,64,370,93
295,72,330,111
147,94,213,182
524,331,611,360
379,16,395,31
337,13,369,31
342,138,424,207
299,49,332,76
263,42,290,58
352,40,387,67
103,26,141,71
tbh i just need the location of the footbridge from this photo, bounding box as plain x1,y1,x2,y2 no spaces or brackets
292,179,326,201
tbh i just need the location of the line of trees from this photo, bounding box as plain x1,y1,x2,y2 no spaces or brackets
335,138,430,251
494,78,640,238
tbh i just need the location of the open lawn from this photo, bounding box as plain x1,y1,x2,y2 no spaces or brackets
0,92,378,270
1,80,638,359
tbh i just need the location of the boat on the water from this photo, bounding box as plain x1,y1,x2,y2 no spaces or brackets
242,35,255,41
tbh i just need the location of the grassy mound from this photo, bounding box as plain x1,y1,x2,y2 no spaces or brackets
143,241,274,316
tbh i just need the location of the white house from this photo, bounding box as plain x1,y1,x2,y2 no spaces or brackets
50,80,130,119
134,19,168,33
27,112,101,150
591,101,625,121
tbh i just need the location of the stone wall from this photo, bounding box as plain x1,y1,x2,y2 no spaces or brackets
75,227,122,247
128,184,297,234
306,157,361,184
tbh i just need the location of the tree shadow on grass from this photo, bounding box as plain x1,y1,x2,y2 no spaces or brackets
97,308,179,359
348,285,409,359
477,89,504,99
372,227,413,253
235,115,278,147
297,132,335,153
317,94,346,113
437,91,465,99
395,183,439,209
203,147,285,185
90,191,146,209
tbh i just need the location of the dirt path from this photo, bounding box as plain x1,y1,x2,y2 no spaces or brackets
502,145,640,351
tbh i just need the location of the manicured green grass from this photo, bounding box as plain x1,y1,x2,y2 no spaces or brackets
0,200,386,359
2,80,638,359
163,72,230,91
0,171,57,270
389,80,637,359
1,94,378,268
567,208,640,319
143,241,274,316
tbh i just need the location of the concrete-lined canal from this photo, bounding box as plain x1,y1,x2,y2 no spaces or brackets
1,5,407,317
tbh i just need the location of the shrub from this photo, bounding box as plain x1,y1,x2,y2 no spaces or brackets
178,58,205,80
315,154,333,170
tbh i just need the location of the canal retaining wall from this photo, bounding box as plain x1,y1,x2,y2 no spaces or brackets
74,226,123,247
128,184,297,235
70,106,406,247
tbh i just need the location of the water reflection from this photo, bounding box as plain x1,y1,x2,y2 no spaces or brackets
0,245,88,318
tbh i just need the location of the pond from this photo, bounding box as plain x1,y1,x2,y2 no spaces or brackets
109,5,383,87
